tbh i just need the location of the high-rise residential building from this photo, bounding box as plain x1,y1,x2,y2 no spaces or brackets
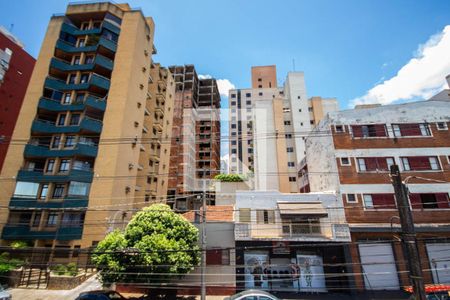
228,65,338,192
167,65,220,210
0,2,174,259
301,98,450,291
0,27,36,171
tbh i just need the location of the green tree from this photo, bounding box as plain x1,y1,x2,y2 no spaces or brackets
92,203,200,286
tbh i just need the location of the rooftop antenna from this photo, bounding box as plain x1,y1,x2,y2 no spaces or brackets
292,58,296,72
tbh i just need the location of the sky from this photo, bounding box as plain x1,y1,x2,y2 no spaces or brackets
1,0,450,157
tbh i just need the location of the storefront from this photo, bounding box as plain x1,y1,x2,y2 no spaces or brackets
236,241,351,293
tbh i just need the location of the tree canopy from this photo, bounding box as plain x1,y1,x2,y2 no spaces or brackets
92,203,200,285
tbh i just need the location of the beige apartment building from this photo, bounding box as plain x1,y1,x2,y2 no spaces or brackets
228,66,338,192
0,2,174,258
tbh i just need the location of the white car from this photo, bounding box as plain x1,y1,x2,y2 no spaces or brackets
224,289,280,300
0,286,11,300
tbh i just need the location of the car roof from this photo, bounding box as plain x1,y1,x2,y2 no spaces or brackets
230,289,279,299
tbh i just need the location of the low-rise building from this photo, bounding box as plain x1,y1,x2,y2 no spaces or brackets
302,98,450,290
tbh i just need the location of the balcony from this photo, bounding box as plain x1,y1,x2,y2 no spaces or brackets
55,37,117,54
31,117,103,134
60,21,120,36
44,74,110,92
24,143,98,158
38,96,106,112
17,168,94,183
9,196,88,209
50,55,113,72
2,225,83,241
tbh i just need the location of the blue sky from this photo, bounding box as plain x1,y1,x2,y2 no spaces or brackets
1,0,450,156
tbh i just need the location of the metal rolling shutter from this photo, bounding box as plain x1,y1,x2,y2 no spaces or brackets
359,243,400,290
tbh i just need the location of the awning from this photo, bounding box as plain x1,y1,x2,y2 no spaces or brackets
277,202,328,217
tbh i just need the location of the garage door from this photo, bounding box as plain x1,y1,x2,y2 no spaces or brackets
359,243,400,290
426,243,450,284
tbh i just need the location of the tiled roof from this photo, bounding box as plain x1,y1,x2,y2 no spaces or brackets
182,205,234,223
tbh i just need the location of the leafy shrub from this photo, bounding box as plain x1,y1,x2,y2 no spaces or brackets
10,241,28,249
214,174,244,182
0,252,23,274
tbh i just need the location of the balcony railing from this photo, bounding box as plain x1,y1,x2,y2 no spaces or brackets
38,95,106,112
24,143,98,158
32,116,102,134
17,168,94,183
9,196,88,209
282,223,322,236
2,225,83,241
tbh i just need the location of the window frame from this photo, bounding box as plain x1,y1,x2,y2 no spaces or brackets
340,157,351,166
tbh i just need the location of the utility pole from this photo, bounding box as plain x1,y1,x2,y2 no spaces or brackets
200,191,207,300
390,164,426,300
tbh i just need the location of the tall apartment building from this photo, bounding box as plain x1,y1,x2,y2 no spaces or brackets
0,2,174,258
135,63,174,209
167,65,220,210
302,98,450,290
228,65,338,192
0,27,36,171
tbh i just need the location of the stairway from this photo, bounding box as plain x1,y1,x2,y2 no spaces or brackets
18,267,48,289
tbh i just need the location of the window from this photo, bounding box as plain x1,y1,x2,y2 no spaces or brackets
256,210,275,224
47,213,59,226
363,194,373,208
73,56,81,65
436,122,448,130
63,93,71,104
46,159,55,173
357,157,394,172
230,101,236,106
59,159,71,172
363,194,396,209
283,108,291,113
230,94,236,99
410,193,449,209
288,162,295,167
70,114,81,125
231,124,236,129
85,55,94,64
32,213,41,227
51,136,61,149
68,74,76,84
340,157,351,166
64,136,76,148
77,38,85,47
231,140,237,145
258,92,263,96
62,212,85,227
239,208,251,223
392,123,431,137
39,184,49,200
57,114,66,126
13,182,39,198
258,85,262,88
289,177,297,182
335,125,344,133
346,194,357,203
352,124,386,138
284,120,291,125
231,149,237,154
287,147,294,153
248,148,253,154
80,73,89,84
402,156,441,171
285,134,292,139
52,184,65,199
75,92,85,103
308,107,313,112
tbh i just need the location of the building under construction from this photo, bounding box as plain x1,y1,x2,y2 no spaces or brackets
167,65,220,210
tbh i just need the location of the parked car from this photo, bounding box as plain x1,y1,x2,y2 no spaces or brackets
0,286,11,300
224,290,280,300
75,290,127,300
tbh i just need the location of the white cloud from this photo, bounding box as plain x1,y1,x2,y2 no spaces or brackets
199,74,236,97
351,25,450,106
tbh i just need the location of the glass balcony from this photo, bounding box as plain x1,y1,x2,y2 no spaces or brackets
17,168,94,183
50,55,113,72
31,117,103,134
44,74,110,91
9,196,88,209
55,37,117,53
60,21,120,36
24,143,98,158
38,95,106,112
2,225,83,241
